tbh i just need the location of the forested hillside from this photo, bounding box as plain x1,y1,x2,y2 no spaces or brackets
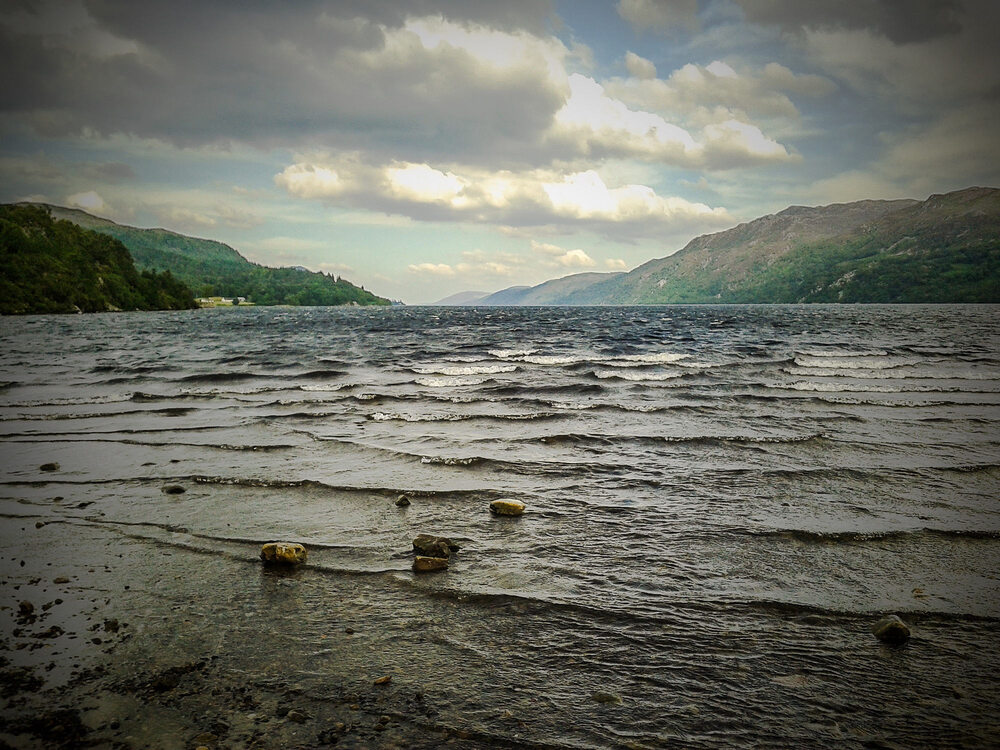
0,204,196,314
44,205,390,307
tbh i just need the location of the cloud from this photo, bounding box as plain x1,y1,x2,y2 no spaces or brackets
66,190,105,211
408,262,457,276
616,0,699,33
274,165,344,200
277,156,734,239
0,6,571,167
801,20,1000,107
605,60,836,126
530,240,597,268
809,99,1000,202
0,154,136,188
0,3,801,176
625,52,657,80
733,0,964,44
605,258,628,270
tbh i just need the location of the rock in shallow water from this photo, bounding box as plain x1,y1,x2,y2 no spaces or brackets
395,495,411,507
412,556,448,573
872,615,910,644
489,499,525,516
260,542,308,566
412,534,459,558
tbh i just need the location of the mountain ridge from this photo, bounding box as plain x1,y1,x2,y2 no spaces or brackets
29,203,391,307
433,187,999,305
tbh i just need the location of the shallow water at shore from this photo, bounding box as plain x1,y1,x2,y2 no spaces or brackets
2,304,999,748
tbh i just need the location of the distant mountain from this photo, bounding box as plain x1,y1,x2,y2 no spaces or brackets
1,204,197,314
472,187,1000,305
429,290,490,305
478,272,624,305
37,204,391,307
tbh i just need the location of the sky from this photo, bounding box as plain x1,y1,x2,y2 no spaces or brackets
2,0,999,303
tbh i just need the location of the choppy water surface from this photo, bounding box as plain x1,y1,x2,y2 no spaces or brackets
1,305,999,748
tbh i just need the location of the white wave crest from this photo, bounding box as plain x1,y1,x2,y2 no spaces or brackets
593,369,683,382
797,348,889,358
489,348,537,358
416,376,489,387
792,355,917,370
522,354,587,365
420,455,480,466
616,352,689,364
777,381,972,393
370,411,463,422
413,363,518,376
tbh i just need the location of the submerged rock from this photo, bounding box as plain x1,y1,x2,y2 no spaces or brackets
871,615,911,645
591,690,622,705
39,463,60,472
412,534,459,558
162,484,186,494
260,542,308,566
395,494,411,507
489,499,525,516
412,556,448,573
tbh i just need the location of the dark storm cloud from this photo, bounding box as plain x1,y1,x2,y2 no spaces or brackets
733,0,964,43
0,0,563,165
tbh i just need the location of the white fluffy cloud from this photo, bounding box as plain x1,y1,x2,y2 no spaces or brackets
67,190,106,211
530,240,597,268
606,60,835,127
408,262,457,277
277,156,732,239
625,51,657,80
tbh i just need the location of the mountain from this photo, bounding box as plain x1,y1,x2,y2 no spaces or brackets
429,290,491,305
38,204,390,307
478,272,624,305
0,204,197,314
473,187,1000,305
433,272,624,306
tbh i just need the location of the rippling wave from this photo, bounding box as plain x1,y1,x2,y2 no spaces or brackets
2,304,998,749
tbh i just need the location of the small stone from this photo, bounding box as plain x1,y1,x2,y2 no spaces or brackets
286,709,309,723
412,556,448,573
591,691,622,705
260,542,308,566
872,615,911,645
18,601,34,616
412,534,459,558
39,462,60,472
395,495,411,507
374,675,392,685
35,522,47,529
53,577,70,584
489,499,525,516
161,484,186,494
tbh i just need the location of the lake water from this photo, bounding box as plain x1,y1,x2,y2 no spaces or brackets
1,305,999,748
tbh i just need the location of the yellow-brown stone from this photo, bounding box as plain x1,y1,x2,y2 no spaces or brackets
489,499,525,516
412,555,448,573
260,542,308,565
